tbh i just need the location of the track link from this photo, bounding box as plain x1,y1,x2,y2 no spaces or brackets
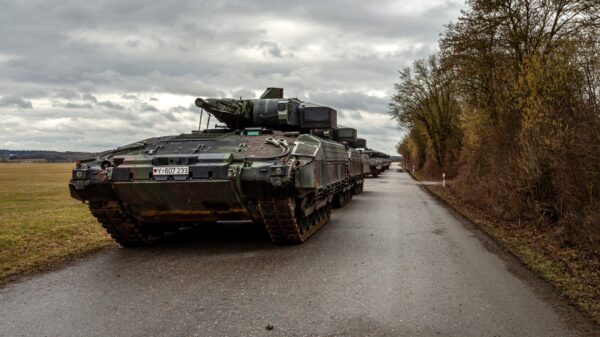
89,201,159,247
354,182,364,194
332,189,353,209
258,198,331,244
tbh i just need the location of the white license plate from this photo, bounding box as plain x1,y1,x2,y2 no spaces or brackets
152,166,189,176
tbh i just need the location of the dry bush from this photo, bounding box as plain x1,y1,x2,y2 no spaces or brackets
394,0,600,251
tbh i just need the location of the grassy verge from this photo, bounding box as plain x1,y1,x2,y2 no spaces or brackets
407,168,600,324
0,163,114,284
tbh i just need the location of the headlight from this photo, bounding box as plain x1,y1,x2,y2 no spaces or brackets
73,170,86,179
269,165,288,177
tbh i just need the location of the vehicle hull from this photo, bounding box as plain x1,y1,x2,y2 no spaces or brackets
112,180,251,223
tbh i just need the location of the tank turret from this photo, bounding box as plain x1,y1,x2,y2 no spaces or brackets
349,138,366,149
331,127,366,149
333,126,357,143
195,88,337,131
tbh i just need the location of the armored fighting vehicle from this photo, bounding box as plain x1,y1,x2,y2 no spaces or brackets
380,152,391,171
349,138,371,179
329,127,365,208
69,88,360,246
363,149,390,177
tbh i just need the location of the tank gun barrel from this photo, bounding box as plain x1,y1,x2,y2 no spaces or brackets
195,97,255,129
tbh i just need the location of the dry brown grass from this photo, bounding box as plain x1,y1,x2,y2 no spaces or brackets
0,163,113,284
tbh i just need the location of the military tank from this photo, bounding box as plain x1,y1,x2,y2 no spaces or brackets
382,154,391,171
362,149,380,177
340,132,368,195
69,88,356,246
328,126,364,208
362,149,390,177
350,138,371,180
380,152,391,171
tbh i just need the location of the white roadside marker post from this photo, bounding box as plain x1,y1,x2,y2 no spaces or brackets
443,173,446,187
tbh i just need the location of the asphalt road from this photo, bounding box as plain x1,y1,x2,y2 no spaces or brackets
1,168,597,337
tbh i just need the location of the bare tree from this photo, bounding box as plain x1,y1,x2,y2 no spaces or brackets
389,55,462,167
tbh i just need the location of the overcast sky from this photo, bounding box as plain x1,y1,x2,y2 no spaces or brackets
0,0,465,154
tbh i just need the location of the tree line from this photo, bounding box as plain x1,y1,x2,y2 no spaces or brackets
390,0,600,250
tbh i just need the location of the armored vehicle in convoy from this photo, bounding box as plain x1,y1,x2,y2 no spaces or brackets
69,88,367,246
349,138,371,179
362,149,390,177
323,126,367,208
380,152,391,171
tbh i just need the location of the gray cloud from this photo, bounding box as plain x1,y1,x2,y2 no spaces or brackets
307,91,390,113
82,93,98,102
140,103,159,112
97,101,125,110
62,102,93,109
0,96,33,109
0,0,464,154
232,88,256,99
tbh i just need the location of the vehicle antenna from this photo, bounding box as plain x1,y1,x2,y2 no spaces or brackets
198,108,204,130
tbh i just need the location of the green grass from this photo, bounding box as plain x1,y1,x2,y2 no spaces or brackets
0,163,113,283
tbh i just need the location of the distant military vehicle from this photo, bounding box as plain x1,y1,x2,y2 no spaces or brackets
330,127,365,207
69,88,364,246
380,152,391,171
349,138,371,178
363,149,380,177
361,149,390,177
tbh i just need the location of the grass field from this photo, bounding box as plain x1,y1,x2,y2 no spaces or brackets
0,163,113,283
